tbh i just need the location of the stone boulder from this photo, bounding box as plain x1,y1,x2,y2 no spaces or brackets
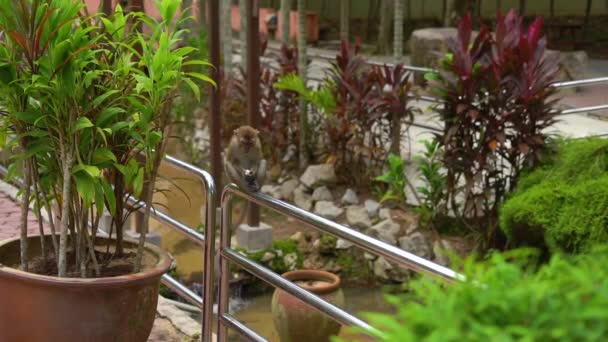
364,199,381,218
373,256,409,282
313,201,344,220
261,184,282,199
293,186,313,211
280,179,299,202
398,232,433,260
409,28,458,84
341,188,359,205
367,219,401,245
312,186,333,201
345,206,372,230
299,164,337,188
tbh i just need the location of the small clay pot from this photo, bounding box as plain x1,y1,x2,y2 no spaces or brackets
271,269,345,342
0,235,172,342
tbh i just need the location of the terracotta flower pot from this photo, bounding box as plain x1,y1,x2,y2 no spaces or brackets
271,269,345,342
0,235,172,342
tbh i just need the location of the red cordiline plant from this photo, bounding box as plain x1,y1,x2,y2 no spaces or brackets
427,10,559,248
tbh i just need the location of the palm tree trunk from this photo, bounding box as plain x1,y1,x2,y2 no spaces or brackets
394,0,404,58
377,0,391,54
444,0,454,27
222,0,233,77
297,0,308,170
57,145,74,277
280,0,290,44
340,0,350,42
239,0,247,71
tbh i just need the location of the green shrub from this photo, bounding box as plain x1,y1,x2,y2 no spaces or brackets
336,247,608,342
500,138,608,253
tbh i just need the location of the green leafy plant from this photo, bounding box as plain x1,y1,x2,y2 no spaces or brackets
500,138,608,254
375,154,407,205
335,246,608,341
0,0,212,276
415,139,447,229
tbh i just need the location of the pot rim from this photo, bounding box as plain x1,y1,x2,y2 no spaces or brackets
0,234,172,288
281,269,341,294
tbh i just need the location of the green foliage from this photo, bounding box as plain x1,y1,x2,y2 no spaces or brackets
237,239,303,274
500,138,608,253
336,247,608,342
415,140,447,229
274,73,337,115
319,233,337,255
375,154,406,204
0,0,212,275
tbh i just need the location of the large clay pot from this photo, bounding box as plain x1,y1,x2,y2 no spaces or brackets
0,235,172,342
271,269,345,342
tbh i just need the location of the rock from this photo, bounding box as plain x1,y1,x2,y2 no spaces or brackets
313,201,344,220
364,252,377,261
280,179,299,202
312,238,321,250
346,206,372,230
336,238,353,249
368,219,401,245
373,257,409,282
378,208,392,220
433,239,457,267
299,164,337,188
364,199,381,218
312,186,333,201
294,188,313,211
341,188,359,205
398,232,433,260
290,231,304,243
283,253,298,270
261,184,282,199
410,28,476,84
261,252,276,263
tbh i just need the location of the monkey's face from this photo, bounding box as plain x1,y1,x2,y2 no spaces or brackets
239,137,254,152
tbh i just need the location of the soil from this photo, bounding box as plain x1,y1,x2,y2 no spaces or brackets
8,240,158,279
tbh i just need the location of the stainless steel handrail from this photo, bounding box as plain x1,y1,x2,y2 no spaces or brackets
0,155,217,342
139,155,217,342
216,183,464,342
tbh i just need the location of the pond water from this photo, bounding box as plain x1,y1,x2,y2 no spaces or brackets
149,160,394,339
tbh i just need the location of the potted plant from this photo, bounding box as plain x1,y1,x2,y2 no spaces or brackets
0,0,212,341
271,269,345,341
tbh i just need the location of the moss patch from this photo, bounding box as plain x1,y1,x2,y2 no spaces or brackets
500,138,608,253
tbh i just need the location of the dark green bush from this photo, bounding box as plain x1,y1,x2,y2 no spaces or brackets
336,247,608,341
500,138,608,253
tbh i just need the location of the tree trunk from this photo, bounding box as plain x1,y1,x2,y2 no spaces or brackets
198,0,207,26
340,0,350,42
297,0,308,170
394,0,404,58
377,0,391,54
280,0,290,45
222,0,233,77
102,0,112,15
57,146,74,277
19,160,31,272
239,0,247,71
444,0,454,27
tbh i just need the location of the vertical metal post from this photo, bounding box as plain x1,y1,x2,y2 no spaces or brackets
201,175,217,342
246,0,261,227
217,192,233,342
209,0,223,203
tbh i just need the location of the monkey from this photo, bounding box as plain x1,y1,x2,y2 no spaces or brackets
224,125,267,192
223,125,267,230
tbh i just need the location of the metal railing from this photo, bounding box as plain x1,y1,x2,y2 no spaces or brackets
0,155,218,342
139,155,217,342
216,183,464,342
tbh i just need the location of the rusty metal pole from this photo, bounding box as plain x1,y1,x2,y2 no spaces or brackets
246,0,261,227
209,0,222,207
